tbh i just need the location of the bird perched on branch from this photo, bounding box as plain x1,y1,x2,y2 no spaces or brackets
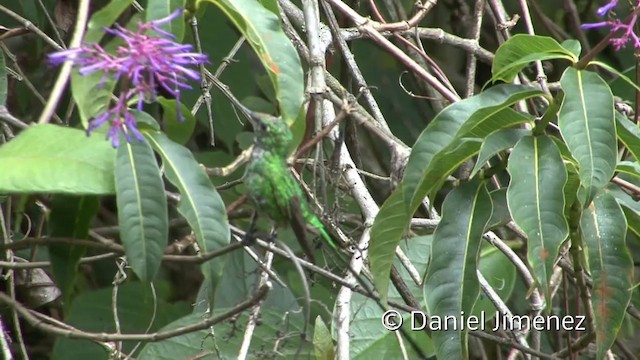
239,105,337,263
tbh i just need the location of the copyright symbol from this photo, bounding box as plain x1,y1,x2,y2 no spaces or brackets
381,310,402,331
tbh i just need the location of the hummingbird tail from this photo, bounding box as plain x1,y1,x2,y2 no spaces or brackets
309,216,338,250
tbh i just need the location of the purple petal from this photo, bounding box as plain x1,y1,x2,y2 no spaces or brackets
581,21,610,30
596,0,618,16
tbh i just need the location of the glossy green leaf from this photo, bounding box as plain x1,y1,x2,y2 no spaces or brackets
197,0,303,124
558,67,617,205
622,206,640,237
616,161,640,179
424,180,492,359
314,317,335,360
487,188,511,228
403,84,544,209
144,131,230,296
49,196,100,307
0,124,116,194
145,0,185,40
158,97,197,145
471,128,530,178
593,61,640,98
371,85,544,303
507,135,568,306
372,135,479,306
580,191,633,358
72,0,133,127
492,34,578,83
369,184,409,305
115,136,168,281
615,112,640,162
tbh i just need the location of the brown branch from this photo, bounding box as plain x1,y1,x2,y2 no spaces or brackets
0,283,270,342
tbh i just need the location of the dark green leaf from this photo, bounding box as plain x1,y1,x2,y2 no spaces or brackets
492,34,578,83
559,68,617,205
507,135,568,306
424,179,492,359
115,136,168,281
580,191,633,358
144,131,230,297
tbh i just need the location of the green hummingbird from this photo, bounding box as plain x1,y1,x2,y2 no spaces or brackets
239,105,338,262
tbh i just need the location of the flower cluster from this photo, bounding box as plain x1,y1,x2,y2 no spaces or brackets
581,0,640,50
49,9,208,147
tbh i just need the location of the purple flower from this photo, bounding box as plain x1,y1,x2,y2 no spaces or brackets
87,90,143,148
596,0,618,16
48,8,208,147
582,1,640,50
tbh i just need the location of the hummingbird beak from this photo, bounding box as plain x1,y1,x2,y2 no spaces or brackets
235,103,261,129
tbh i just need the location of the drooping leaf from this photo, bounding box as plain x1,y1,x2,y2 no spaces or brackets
115,135,168,281
507,135,568,306
0,124,116,194
580,191,633,358
424,179,492,359
370,84,544,303
144,131,230,298
558,67,617,205
615,112,640,162
48,196,100,308
492,34,578,83
197,0,303,124
471,128,530,178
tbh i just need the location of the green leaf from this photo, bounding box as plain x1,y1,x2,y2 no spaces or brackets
314,316,334,360
158,97,197,145
370,84,544,303
0,124,116,194
592,61,640,98
507,135,568,306
115,136,168,281
403,84,544,209
580,191,633,358
369,184,409,305
144,131,230,297
558,67,617,205
424,179,492,359
145,0,185,40
48,196,100,308
615,112,640,162
487,188,511,228
471,128,530,178
350,234,434,359
197,0,303,124
72,0,133,127
473,246,517,319
616,161,640,179
492,34,578,83
53,282,190,359
85,0,134,43
139,307,309,359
